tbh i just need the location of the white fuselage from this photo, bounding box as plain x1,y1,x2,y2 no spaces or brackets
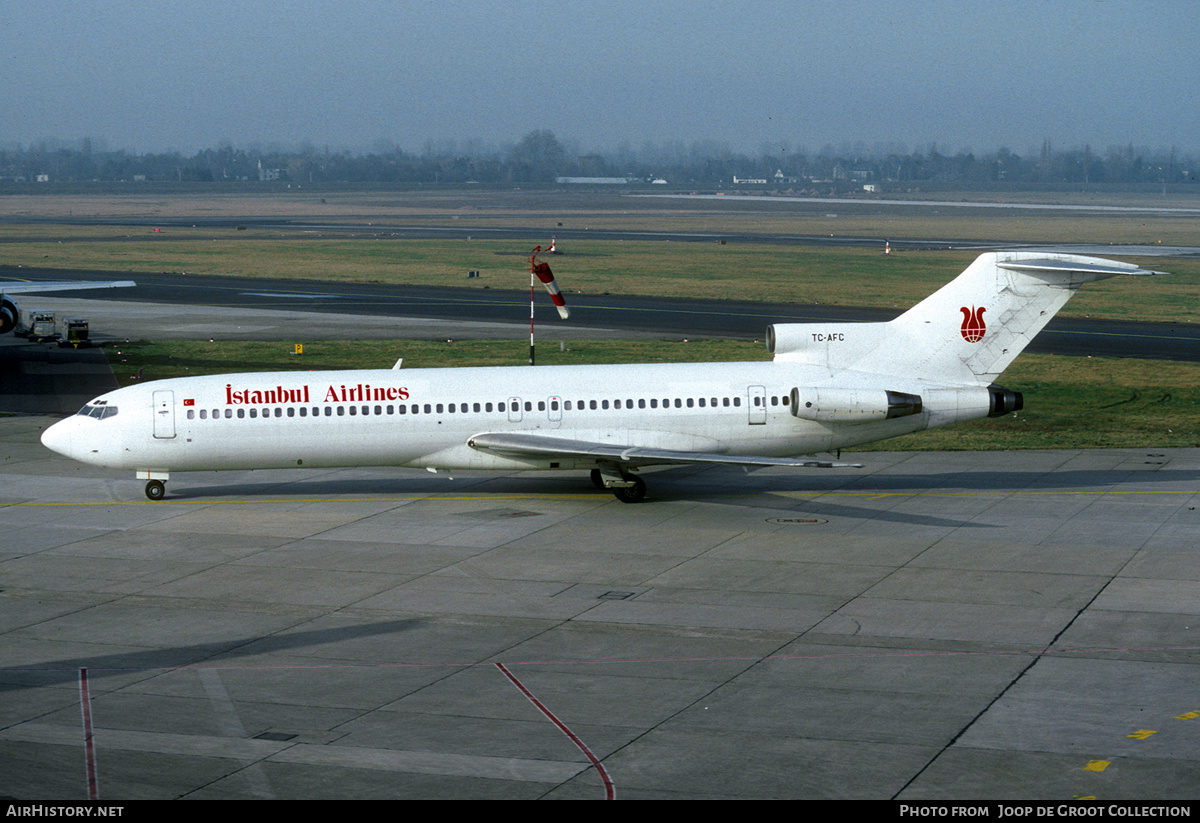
39,359,990,476
38,252,1159,500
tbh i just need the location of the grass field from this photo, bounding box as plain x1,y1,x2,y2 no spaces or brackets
103,338,1200,452
3,189,1199,324
6,234,1199,323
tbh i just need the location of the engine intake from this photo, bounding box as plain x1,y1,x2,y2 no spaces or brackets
0,297,18,335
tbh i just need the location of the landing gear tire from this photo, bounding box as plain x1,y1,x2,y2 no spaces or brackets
613,475,647,504
590,468,605,489
145,480,166,501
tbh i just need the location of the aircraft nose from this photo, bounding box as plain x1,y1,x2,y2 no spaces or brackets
41,417,95,463
41,417,77,458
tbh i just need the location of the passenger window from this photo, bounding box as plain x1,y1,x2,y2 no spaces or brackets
237,409,245,419
187,410,194,420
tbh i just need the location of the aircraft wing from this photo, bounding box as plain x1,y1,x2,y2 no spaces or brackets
1,280,137,294
467,432,861,469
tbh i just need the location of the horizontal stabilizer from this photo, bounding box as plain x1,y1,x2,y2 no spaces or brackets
468,432,860,469
996,258,1166,283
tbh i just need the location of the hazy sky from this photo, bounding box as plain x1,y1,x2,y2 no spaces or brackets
5,1,1197,156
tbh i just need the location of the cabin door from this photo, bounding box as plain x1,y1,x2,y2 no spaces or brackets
747,385,767,425
152,390,176,439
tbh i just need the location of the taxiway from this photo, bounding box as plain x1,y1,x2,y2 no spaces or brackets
2,423,1198,799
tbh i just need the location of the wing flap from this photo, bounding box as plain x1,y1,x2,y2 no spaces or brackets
467,432,860,469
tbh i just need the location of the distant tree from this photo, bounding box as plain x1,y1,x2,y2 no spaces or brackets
506,130,566,182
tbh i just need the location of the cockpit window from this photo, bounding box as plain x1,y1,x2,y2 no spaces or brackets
76,404,118,420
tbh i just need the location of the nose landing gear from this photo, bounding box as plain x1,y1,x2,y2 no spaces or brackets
145,479,166,501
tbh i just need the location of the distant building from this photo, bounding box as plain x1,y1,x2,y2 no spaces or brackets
555,176,634,185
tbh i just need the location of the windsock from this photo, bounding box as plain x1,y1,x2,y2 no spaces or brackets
530,246,570,319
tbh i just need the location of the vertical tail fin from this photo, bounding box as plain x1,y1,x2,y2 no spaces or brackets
769,252,1162,385
890,252,1160,383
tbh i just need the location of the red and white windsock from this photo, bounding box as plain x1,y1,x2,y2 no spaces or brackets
530,246,570,319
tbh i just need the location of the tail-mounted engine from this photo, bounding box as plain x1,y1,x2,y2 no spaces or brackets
790,387,923,423
987,385,1023,417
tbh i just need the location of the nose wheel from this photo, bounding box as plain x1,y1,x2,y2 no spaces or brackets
145,479,166,501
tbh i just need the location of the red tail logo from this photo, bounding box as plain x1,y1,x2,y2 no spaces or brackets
960,305,986,342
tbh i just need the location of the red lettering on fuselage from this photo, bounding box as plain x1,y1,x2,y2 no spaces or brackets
322,384,410,403
224,383,410,405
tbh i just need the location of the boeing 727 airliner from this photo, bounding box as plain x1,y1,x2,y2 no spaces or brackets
40,252,1161,502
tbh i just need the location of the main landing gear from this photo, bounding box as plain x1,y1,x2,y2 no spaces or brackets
145,479,166,501
591,466,647,504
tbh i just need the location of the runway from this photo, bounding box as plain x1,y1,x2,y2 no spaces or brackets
2,417,1199,799
6,266,1200,362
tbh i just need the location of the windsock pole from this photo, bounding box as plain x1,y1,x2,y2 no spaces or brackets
528,245,571,365
530,256,537,365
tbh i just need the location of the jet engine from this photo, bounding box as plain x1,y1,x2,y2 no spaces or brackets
790,387,923,423
987,385,1023,417
0,296,18,334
